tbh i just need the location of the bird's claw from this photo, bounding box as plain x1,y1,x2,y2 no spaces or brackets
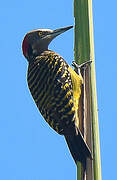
72,61,79,69
72,60,92,75
72,60,92,72
78,60,92,69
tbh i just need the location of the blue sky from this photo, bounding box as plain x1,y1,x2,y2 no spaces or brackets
0,0,117,179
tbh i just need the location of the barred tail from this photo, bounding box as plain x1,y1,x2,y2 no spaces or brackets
65,130,92,168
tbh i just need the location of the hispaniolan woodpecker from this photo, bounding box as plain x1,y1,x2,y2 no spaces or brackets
22,26,92,166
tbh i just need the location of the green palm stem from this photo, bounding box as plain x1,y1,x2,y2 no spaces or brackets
74,0,102,179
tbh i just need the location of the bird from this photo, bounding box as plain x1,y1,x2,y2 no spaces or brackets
22,25,92,167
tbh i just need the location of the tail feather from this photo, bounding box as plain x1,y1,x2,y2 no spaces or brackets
65,130,92,167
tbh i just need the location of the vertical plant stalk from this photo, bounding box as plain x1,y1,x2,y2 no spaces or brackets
88,0,102,179
74,0,102,179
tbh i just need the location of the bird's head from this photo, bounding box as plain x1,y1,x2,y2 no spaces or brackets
22,26,73,61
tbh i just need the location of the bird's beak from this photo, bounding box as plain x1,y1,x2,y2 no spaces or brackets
41,26,73,41
51,25,73,37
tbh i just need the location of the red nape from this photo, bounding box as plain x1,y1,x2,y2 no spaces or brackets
22,35,29,57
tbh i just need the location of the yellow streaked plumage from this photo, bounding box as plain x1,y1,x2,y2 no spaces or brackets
68,66,83,127
27,50,84,134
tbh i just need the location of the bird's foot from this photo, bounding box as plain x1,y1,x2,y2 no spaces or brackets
78,60,92,69
72,60,92,74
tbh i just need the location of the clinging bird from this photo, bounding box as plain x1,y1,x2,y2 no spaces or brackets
22,26,92,166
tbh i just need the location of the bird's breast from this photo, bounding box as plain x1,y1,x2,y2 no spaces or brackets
27,51,76,135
